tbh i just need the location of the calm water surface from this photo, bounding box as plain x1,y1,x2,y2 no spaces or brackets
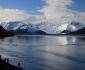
0,35,85,70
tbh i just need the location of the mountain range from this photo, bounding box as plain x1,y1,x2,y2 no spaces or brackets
0,21,47,35
0,21,85,36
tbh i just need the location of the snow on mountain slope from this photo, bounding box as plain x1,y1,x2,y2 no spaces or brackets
57,24,68,32
0,21,57,34
2,21,85,34
66,21,85,32
0,21,46,34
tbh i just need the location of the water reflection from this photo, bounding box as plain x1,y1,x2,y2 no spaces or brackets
0,36,85,70
66,36,85,70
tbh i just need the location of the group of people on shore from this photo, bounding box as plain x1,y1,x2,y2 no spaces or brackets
0,55,23,70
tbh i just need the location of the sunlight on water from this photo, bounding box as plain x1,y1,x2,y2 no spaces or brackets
0,35,85,70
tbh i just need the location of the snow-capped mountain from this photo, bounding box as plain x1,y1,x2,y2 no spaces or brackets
66,21,85,32
62,21,85,34
0,21,27,30
0,21,47,35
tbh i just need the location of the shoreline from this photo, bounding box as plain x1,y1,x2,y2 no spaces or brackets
15,34,85,37
0,55,23,70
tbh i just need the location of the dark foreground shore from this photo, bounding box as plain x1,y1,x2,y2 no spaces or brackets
0,55,23,70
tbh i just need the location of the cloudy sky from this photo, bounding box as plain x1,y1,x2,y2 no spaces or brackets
0,0,85,13
0,0,85,33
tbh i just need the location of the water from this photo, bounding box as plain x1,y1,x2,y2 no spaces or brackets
0,35,85,70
